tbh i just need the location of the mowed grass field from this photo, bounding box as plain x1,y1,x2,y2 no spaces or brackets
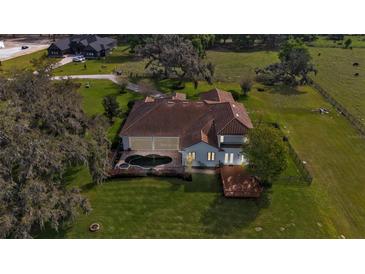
309,47,365,124
38,45,365,238
53,45,147,76
0,50,59,75
309,35,365,48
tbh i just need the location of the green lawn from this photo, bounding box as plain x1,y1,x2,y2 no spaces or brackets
53,45,147,76
41,160,321,239
75,79,142,141
206,50,278,82
0,50,59,75
309,47,365,124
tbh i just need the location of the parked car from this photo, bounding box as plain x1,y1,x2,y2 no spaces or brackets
21,45,29,50
72,55,85,62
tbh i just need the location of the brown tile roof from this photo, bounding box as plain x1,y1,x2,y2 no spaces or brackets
200,88,235,102
120,89,253,149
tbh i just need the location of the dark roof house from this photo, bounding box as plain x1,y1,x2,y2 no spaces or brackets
48,35,117,58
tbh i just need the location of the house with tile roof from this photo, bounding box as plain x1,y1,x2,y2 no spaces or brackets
47,35,117,58
119,89,253,168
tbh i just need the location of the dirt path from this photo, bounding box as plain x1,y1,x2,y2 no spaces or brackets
51,74,163,96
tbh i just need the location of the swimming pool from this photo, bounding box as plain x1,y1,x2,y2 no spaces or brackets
124,154,173,168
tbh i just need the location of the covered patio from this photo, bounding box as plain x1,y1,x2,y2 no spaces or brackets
220,166,263,198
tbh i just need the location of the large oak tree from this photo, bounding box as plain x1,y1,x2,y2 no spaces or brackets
0,67,110,238
135,35,214,87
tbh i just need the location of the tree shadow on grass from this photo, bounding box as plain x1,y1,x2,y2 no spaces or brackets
184,174,222,193
200,190,271,237
80,182,96,192
267,85,307,96
105,55,144,65
35,224,72,239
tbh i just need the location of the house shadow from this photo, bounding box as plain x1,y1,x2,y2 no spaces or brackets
200,190,271,236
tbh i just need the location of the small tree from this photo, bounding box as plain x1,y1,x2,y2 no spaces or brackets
117,76,129,94
243,124,288,183
102,95,121,122
240,75,254,96
344,38,352,49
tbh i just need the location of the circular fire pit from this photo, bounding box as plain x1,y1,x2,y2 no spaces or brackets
89,223,101,232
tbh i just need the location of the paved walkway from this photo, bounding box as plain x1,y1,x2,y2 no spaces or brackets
51,74,163,96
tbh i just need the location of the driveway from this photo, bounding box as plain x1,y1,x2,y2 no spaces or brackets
51,55,74,69
0,37,51,61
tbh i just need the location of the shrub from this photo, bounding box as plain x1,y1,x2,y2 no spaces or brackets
240,74,254,96
117,76,129,94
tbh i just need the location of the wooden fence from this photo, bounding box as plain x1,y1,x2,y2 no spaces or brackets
285,140,313,184
310,80,365,136
271,123,313,184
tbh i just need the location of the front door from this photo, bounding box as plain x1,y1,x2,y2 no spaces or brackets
224,153,234,164
224,153,229,164
229,153,234,164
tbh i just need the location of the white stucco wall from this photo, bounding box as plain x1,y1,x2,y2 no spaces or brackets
182,142,220,167
182,142,248,167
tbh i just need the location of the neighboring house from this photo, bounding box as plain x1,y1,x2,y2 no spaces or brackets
119,89,253,168
47,35,117,58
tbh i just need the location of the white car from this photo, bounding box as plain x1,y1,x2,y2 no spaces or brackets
72,55,85,62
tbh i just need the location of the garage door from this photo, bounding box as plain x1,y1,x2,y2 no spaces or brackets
129,137,153,150
129,137,179,150
154,137,179,150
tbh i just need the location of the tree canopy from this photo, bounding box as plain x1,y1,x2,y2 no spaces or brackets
256,38,317,86
135,35,214,87
0,67,110,238
243,124,288,183
103,95,122,122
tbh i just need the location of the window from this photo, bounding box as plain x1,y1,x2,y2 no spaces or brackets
207,152,215,161
220,135,224,143
187,152,196,160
